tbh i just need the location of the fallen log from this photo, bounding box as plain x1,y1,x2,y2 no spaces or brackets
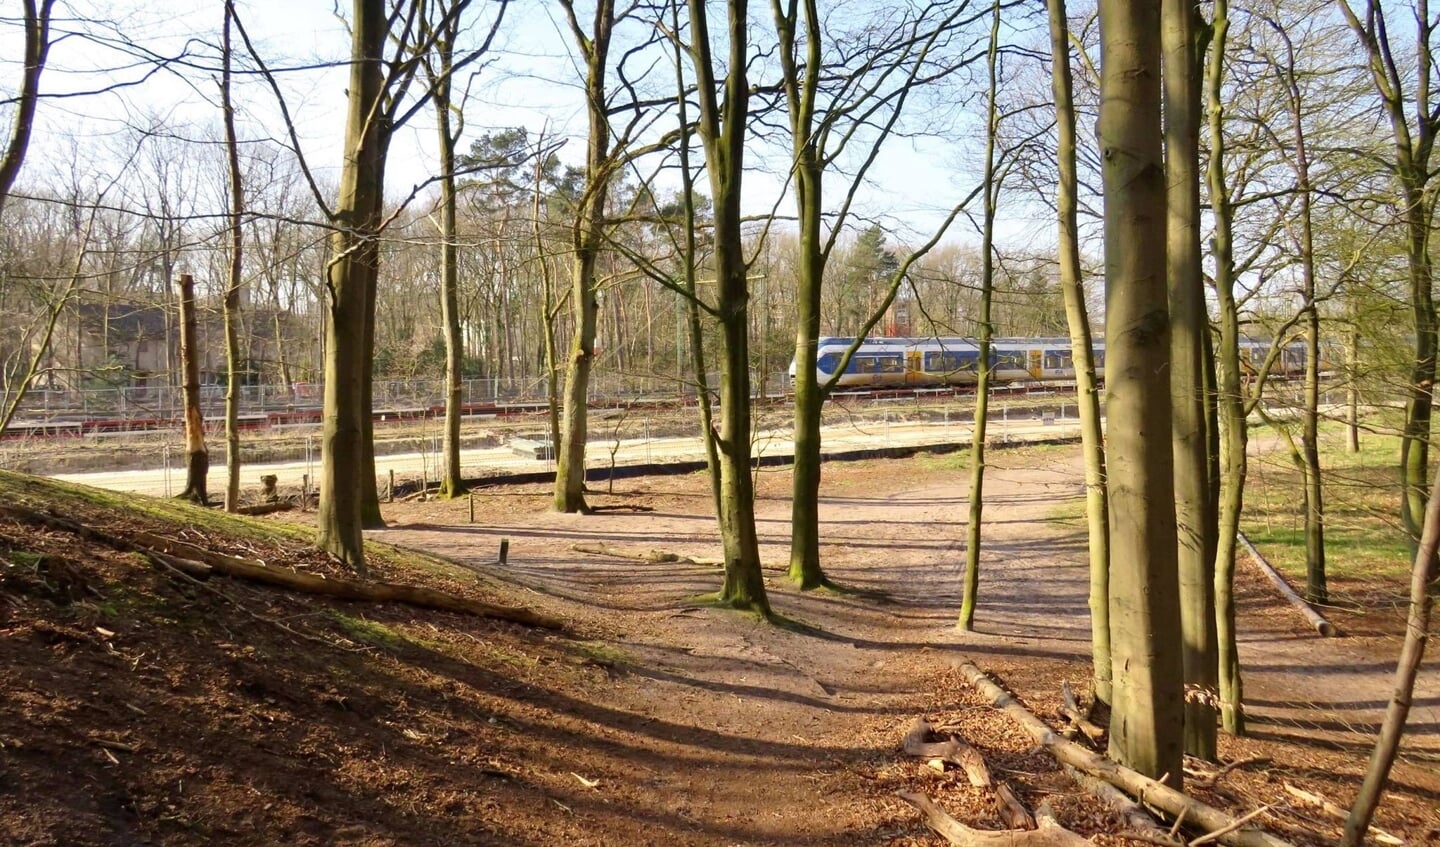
957,660,1294,847
235,501,295,517
902,717,993,787
896,792,1090,847
0,503,565,632
1061,763,1171,840
1237,533,1337,637
0,504,213,578
129,530,566,632
572,542,693,565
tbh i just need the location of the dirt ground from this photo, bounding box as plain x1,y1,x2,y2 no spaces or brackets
2,444,1437,846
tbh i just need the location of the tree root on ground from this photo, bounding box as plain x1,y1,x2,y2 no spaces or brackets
896,792,1090,847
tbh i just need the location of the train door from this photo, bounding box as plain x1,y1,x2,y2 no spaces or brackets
1028,348,1043,380
906,350,923,384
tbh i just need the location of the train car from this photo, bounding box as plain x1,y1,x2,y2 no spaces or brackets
795,336,1101,388
793,334,1313,392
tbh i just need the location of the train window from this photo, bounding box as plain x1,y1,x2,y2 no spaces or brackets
992,351,1026,369
926,351,978,371
1044,350,1072,370
854,354,903,374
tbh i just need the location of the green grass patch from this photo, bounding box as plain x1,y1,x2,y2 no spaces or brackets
912,449,970,472
571,640,630,666
0,468,315,548
1245,420,1413,584
326,611,417,650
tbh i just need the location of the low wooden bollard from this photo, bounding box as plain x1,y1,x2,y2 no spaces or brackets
499,539,509,565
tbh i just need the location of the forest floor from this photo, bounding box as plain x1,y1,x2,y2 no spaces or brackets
1,442,1437,846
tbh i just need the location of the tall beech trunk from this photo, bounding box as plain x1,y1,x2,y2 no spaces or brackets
317,0,387,574
687,0,769,614
1098,0,1184,785
1346,321,1360,454
1258,15,1328,603
430,13,466,500
667,10,722,516
959,0,1001,632
1205,0,1245,736
175,273,209,505
1046,0,1111,705
1164,0,1217,760
553,0,616,514
221,1,244,513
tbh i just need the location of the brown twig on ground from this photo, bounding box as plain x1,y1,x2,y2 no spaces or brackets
1186,756,1271,790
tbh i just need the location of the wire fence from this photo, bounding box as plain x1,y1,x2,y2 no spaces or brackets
8,371,794,425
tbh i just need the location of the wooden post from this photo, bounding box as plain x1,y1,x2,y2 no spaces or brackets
388,468,395,502
499,539,509,565
468,491,475,523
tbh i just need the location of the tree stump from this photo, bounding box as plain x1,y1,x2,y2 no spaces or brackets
259,474,279,503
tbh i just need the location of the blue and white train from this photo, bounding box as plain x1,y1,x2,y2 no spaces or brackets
790,335,1305,389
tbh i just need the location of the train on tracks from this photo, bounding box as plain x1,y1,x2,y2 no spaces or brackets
792,335,1308,388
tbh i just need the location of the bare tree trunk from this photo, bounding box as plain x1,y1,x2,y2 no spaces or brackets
221,0,245,513
1164,0,1217,760
666,9,722,516
1341,472,1439,846
1346,321,1360,453
687,0,769,615
959,0,1002,632
1206,0,1245,736
553,0,616,515
175,273,209,505
1046,0,1111,707
1099,0,1184,785
426,3,469,500
317,0,387,574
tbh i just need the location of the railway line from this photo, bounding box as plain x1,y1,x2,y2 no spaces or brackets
1,381,1064,443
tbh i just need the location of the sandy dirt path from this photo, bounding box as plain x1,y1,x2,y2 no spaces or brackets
372,445,1437,844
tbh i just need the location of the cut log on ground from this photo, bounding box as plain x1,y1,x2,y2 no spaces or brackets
1237,533,1337,637
896,792,1091,847
902,718,993,787
236,501,295,516
957,660,1294,847
572,542,694,565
